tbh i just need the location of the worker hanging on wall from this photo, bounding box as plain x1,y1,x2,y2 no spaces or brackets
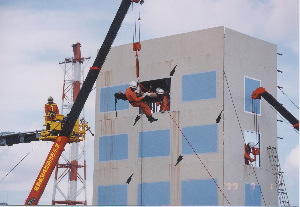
244,142,260,165
44,96,59,130
125,81,158,123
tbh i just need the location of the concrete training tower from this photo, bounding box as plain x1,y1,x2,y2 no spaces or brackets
93,26,280,205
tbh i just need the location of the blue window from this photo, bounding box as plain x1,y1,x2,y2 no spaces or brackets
99,134,128,161
139,129,170,158
138,182,170,205
100,84,129,112
182,124,218,154
245,183,262,206
98,184,127,205
182,179,218,205
182,71,216,101
245,77,261,114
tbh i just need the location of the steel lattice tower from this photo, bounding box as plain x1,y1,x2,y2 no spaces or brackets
52,43,90,205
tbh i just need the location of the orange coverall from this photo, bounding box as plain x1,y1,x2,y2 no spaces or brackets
157,94,170,112
244,144,256,165
125,87,152,116
45,103,59,121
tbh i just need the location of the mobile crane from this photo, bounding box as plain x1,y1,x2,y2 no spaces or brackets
251,87,299,131
25,0,137,205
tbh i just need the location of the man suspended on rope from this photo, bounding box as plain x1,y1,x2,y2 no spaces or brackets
125,81,158,123
156,88,170,113
44,96,60,130
244,142,259,165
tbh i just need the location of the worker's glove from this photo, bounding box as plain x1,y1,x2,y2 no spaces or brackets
142,92,150,97
49,113,55,119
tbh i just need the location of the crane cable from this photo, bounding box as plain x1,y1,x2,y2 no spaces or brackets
251,103,267,206
167,111,232,205
0,143,39,183
224,71,267,205
269,104,299,134
277,86,299,109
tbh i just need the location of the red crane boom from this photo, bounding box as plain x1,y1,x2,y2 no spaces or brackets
25,0,134,205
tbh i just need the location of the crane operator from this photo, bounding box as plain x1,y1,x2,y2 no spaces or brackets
44,96,59,130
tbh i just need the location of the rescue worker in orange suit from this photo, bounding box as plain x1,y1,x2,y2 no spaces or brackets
244,142,256,165
45,96,59,129
125,81,158,123
156,88,170,113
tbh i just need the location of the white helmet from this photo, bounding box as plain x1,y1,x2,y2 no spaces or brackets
129,81,137,89
48,96,53,101
157,89,164,94
248,142,255,148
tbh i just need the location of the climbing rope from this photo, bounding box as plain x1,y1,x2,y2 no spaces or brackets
224,71,267,204
167,111,232,206
224,71,245,143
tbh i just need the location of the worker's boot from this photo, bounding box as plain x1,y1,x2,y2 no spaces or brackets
147,115,158,123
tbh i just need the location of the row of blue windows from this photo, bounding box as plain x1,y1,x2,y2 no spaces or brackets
98,179,217,206
100,73,261,115
98,181,261,206
100,71,217,113
99,124,218,162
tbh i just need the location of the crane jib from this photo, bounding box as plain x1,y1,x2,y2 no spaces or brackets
25,0,132,205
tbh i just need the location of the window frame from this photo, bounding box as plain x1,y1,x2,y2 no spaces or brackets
244,76,261,115
244,129,261,167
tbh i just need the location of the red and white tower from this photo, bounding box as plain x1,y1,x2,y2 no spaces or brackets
52,43,90,205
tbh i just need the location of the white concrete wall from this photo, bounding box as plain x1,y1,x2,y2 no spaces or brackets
223,28,278,205
93,26,277,206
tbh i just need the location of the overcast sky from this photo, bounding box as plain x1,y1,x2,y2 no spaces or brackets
0,0,298,205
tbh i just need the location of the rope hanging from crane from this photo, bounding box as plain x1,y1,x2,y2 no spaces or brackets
224,71,267,203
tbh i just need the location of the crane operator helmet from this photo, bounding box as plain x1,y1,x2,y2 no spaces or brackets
48,96,54,103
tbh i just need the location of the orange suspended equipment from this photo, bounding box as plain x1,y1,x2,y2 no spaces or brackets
133,10,141,79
